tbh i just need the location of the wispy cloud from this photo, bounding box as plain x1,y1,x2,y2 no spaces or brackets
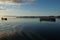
0,0,35,5
0,0,35,10
0,7,7,10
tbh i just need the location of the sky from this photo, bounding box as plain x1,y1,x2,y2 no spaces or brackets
0,0,60,16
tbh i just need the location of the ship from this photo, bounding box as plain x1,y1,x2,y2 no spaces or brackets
40,17,56,22
1,17,7,20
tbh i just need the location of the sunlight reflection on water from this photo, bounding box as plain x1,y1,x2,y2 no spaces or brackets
0,18,60,40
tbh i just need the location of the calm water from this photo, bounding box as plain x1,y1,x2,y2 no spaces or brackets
0,18,60,40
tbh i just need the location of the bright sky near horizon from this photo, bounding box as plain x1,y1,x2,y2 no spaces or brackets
0,0,60,16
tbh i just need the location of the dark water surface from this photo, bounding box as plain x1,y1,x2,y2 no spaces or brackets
0,18,60,40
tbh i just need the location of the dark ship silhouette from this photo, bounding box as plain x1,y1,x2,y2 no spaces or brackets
1,17,7,20
40,17,56,22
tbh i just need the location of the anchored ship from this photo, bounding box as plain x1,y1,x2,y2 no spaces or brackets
40,17,56,22
1,17,7,20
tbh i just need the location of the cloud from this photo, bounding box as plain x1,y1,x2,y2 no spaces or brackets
0,7,7,10
0,0,35,5
0,0,35,10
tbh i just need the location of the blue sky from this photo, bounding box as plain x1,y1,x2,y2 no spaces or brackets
0,0,60,16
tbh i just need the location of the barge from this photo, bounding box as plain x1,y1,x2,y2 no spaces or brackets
40,17,56,22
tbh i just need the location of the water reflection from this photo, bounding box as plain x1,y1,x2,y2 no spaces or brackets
0,18,60,40
0,29,45,40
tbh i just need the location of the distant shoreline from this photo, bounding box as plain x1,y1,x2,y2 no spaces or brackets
16,16,60,18
2,16,60,18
